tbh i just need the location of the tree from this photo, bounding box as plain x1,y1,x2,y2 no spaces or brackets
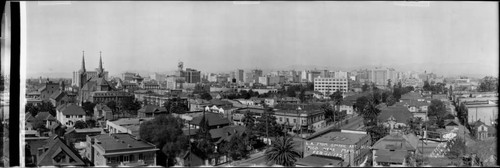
265,136,301,166
32,118,49,133
121,98,141,116
387,79,392,89
242,111,256,129
139,114,188,166
321,103,335,122
366,124,389,145
478,76,498,92
163,98,188,114
200,92,213,100
255,108,283,138
0,73,4,92
221,132,252,160
330,90,343,110
25,103,39,116
73,120,87,129
38,101,57,117
361,99,381,127
406,117,423,135
362,83,369,92
354,96,369,114
106,101,118,117
86,119,97,128
81,102,96,116
428,99,447,128
446,137,466,160
298,90,306,103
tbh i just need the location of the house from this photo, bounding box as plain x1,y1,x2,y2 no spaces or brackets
64,128,104,144
471,120,496,141
339,100,355,115
377,106,413,130
372,133,419,167
93,103,112,121
137,105,167,118
36,135,87,166
35,111,57,129
56,103,87,128
209,92,222,100
49,91,75,107
188,98,211,111
264,98,276,107
274,108,326,134
86,133,159,166
189,112,230,130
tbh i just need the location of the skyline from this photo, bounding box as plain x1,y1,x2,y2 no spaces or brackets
25,1,498,78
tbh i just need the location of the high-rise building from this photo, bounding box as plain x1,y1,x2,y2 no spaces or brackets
367,67,397,86
307,71,321,82
185,68,201,83
236,69,244,82
314,77,349,95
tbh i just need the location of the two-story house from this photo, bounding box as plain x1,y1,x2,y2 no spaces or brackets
86,133,159,166
56,103,87,127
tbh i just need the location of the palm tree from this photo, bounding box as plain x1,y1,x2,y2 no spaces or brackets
265,136,301,166
362,99,380,126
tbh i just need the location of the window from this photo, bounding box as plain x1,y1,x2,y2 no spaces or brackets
78,115,82,118
66,115,70,118
130,155,134,161
293,119,296,123
286,118,289,123
279,117,282,122
123,155,129,162
139,153,144,160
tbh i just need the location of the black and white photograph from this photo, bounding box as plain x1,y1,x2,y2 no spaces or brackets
8,1,500,167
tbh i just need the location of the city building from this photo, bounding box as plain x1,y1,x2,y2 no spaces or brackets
314,77,349,96
56,103,87,128
258,76,269,86
143,94,188,108
367,67,397,86
371,133,419,167
464,100,498,126
93,103,112,121
303,130,371,166
235,69,244,83
188,112,230,130
149,73,166,82
38,79,62,101
140,81,160,90
274,107,325,133
86,133,159,166
185,68,201,83
89,91,134,104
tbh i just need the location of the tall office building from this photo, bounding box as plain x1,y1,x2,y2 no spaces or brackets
236,69,244,82
185,68,201,83
314,77,349,95
367,67,397,86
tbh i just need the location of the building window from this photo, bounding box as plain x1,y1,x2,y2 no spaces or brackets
78,115,82,118
139,153,144,160
123,155,129,162
293,119,296,123
66,115,70,118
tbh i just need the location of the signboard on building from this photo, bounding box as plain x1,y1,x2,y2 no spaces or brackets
304,141,355,159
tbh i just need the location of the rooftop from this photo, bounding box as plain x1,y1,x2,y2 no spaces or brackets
309,130,368,145
92,133,158,153
189,112,230,126
56,103,86,115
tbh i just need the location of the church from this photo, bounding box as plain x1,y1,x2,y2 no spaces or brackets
74,51,133,104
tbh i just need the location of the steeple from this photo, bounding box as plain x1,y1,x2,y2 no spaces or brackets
98,51,105,78
80,51,86,72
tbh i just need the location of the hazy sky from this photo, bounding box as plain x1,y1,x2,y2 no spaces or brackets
26,1,498,78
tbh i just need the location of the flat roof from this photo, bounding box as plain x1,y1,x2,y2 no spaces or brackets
92,133,157,153
295,155,343,167
309,131,368,145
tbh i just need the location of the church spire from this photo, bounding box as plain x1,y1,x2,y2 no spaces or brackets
81,51,86,72
98,51,105,78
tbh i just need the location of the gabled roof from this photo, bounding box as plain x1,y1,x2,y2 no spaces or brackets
209,125,246,141
138,105,167,113
26,113,36,122
377,106,412,123
94,103,112,111
49,90,66,101
190,112,230,127
400,92,423,100
37,136,86,166
209,99,232,106
372,133,418,152
57,103,86,115
35,112,56,121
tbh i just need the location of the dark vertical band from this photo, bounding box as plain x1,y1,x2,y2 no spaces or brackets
9,1,20,167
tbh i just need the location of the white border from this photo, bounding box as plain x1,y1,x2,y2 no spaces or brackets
20,1,27,167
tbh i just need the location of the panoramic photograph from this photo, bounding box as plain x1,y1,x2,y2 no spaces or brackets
17,1,499,167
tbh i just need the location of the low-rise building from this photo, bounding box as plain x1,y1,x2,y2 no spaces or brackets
106,117,154,138
137,105,167,118
56,103,87,128
93,103,112,121
36,135,88,166
377,105,413,130
86,133,159,166
188,112,230,130
464,100,498,126
274,108,325,133
371,133,419,167
313,77,349,96
303,130,371,166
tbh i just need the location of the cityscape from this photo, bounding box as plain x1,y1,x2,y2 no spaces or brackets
1,1,499,167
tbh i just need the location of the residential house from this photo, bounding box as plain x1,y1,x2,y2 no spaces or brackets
471,120,497,141
36,135,87,166
372,133,419,167
188,98,211,111
56,103,87,128
35,112,58,129
49,91,75,107
188,112,230,130
137,105,167,118
93,103,112,121
377,106,413,130
86,133,159,166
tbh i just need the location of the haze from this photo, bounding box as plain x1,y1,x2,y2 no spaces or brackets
25,1,498,78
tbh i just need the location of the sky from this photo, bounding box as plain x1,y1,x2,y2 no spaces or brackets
25,1,498,78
